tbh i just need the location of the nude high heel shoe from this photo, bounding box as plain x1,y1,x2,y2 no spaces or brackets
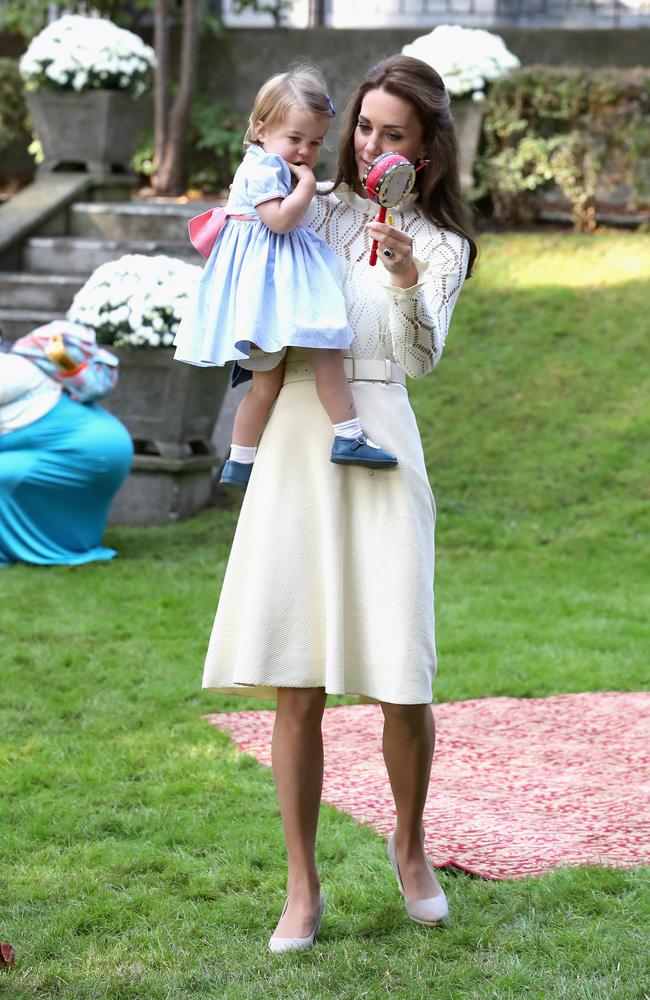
268,893,325,954
387,833,449,926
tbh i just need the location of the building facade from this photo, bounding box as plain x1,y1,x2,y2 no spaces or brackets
216,0,650,28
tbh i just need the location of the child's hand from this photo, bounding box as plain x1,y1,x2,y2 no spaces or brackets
258,162,316,233
287,162,316,193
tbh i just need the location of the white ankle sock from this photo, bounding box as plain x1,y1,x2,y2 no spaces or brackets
332,418,381,449
229,444,257,464
332,418,362,439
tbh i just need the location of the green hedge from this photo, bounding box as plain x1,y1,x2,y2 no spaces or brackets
479,66,650,230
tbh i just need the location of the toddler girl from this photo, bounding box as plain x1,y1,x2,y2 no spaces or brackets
173,66,397,488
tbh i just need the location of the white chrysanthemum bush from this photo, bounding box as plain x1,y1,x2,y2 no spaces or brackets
402,25,520,101
19,14,156,97
67,255,201,349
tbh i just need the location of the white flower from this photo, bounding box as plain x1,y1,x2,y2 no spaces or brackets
19,14,156,94
67,254,201,349
113,305,131,323
402,25,520,99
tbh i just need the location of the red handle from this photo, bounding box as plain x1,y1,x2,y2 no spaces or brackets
369,205,387,266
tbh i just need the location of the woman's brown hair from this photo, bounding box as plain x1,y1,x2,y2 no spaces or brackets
331,54,477,276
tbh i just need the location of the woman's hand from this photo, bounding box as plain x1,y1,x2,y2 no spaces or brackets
366,219,418,289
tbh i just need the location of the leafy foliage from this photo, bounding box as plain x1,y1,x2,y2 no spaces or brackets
134,94,246,194
479,66,650,231
189,97,246,193
0,0,149,42
0,58,31,156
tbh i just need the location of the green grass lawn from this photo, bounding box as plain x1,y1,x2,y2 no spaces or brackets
1,231,649,999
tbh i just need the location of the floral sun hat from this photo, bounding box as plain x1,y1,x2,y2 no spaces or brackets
12,321,119,403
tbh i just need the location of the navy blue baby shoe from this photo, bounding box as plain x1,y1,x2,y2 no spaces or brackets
219,460,253,489
330,435,398,469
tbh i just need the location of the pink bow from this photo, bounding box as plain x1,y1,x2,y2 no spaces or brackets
188,207,228,260
188,208,257,260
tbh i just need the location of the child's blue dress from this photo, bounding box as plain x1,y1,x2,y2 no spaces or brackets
173,144,353,368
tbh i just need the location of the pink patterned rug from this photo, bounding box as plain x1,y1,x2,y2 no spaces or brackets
207,692,650,880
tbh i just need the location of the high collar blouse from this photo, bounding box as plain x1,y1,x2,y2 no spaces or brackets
303,183,470,379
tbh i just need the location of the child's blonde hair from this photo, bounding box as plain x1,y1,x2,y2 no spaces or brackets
244,65,335,148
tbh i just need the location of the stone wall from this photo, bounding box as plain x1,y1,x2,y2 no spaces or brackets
196,27,650,118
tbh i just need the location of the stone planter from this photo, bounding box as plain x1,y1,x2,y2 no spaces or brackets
451,98,485,193
102,347,230,458
26,90,150,176
107,453,219,527
101,348,231,525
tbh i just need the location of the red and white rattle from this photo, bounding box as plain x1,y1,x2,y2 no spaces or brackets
362,152,417,266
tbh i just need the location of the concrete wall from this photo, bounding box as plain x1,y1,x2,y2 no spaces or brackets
196,28,650,117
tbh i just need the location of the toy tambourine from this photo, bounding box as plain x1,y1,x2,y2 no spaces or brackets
362,152,416,266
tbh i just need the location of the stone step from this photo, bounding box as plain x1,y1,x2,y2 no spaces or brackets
0,272,84,312
0,308,65,342
69,199,219,241
24,236,199,274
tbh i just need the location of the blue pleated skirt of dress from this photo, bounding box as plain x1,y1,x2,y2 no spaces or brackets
173,219,353,368
0,394,133,568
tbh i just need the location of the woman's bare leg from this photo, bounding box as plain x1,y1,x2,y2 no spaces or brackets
380,701,443,899
307,348,356,424
271,687,328,937
231,361,285,447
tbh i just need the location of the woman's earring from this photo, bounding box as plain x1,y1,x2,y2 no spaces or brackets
414,158,431,172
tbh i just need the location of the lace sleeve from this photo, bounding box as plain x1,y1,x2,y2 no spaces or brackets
304,190,469,377
378,228,469,379
303,186,331,233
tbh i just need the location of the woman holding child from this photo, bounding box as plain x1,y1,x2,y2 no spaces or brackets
182,54,476,950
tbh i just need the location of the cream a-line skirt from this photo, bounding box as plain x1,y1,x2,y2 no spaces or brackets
203,365,437,705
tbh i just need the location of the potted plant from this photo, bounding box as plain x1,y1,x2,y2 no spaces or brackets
402,25,520,191
67,253,229,459
19,14,156,175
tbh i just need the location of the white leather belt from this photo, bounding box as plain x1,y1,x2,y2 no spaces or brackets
283,356,406,386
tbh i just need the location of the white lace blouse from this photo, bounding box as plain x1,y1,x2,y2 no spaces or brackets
303,184,470,379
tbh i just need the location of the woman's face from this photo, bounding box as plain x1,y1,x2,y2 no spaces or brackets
353,87,427,195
